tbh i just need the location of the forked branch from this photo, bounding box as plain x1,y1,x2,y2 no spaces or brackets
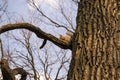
0,23,72,49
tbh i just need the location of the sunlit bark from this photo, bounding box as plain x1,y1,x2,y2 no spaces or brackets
68,0,120,80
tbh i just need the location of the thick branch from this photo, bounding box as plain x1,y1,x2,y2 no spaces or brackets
0,23,71,49
12,68,28,80
0,59,28,80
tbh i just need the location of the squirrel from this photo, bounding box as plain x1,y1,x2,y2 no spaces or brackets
59,31,73,44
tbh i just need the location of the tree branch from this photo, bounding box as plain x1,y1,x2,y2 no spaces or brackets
12,68,28,80
0,23,72,49
0,58,28,80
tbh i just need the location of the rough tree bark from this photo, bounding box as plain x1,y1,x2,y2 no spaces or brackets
0,0,120,80
68,0,120,80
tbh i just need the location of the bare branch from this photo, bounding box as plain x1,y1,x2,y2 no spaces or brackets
60,8,75,31
0,39,4,58
12,68,28,80
0,23,72,49
29,0,73,33
0,58,28,80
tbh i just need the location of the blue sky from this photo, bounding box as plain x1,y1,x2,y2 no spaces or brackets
7,0,29,17
7,0,60,17
6,0,70,36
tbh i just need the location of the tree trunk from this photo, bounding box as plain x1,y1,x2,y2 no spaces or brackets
68,0,120,80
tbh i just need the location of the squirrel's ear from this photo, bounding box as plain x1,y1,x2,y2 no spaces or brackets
66,31,74,36
60,35,63,38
